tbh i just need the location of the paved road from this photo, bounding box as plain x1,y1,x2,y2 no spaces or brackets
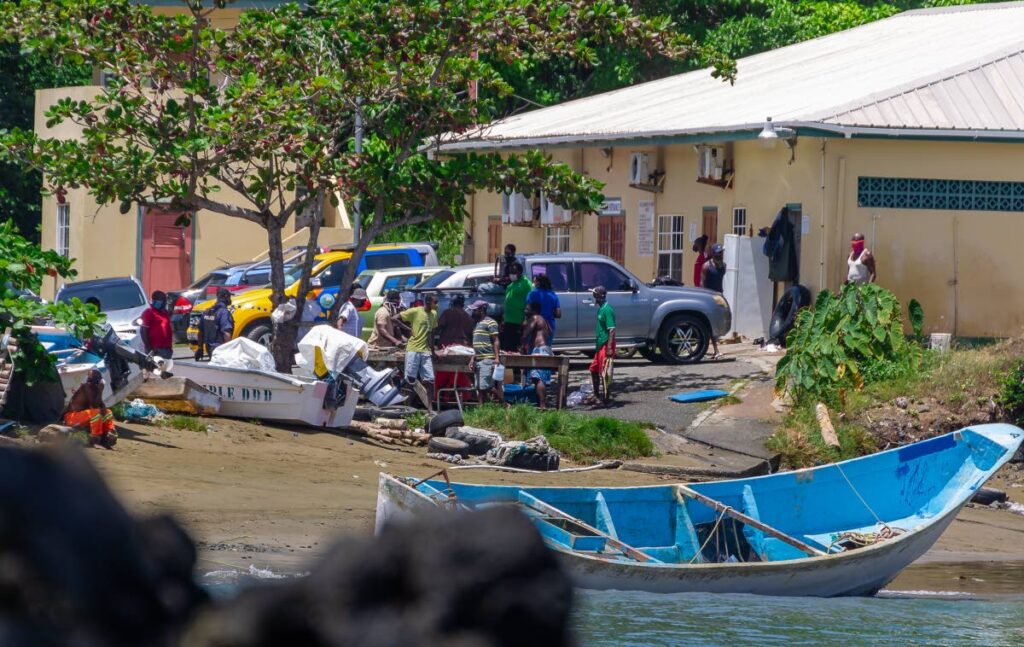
568,350,767,432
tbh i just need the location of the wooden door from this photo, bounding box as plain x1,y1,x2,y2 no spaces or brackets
702,206,718,243
141,207,192,294
487,217,502,263
598,215,625,265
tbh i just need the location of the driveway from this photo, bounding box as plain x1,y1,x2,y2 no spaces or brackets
569,346,770,432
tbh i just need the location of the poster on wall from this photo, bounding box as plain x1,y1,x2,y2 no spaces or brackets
637,199,655,257
689,222,698,242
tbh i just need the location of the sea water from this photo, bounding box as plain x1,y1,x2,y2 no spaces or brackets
200,563,1024,645
573,590,1024,646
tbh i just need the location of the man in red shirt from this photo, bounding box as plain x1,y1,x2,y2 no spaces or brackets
140,290,174,359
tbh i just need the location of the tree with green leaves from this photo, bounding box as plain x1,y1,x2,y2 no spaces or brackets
0,43,90,241
0,220,104,389
0,0,724,371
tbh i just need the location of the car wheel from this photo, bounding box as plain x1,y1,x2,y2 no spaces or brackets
244,323,273,348
657,314,710,364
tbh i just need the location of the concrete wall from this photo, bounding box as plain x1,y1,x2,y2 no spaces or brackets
466,136,1024,338
36,86,352,299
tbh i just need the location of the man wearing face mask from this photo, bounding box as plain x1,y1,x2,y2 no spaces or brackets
196,287,235,360
846,232,876,285
140,290,174,360
586,286,616,407
501,262,532,352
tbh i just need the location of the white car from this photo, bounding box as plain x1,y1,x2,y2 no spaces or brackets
55,276,149,343
353,266,448,337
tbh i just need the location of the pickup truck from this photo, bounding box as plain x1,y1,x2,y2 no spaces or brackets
417,252,731,364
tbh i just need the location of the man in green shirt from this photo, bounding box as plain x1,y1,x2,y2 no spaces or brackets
588,286,616,406
500,262,532,351
401,293,438,411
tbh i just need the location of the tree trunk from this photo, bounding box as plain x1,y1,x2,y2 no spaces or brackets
331,200,382,323
266,196,326,374
265,221,297,373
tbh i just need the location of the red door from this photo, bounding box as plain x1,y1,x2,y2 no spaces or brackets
598,215,625,265
141,207,192,294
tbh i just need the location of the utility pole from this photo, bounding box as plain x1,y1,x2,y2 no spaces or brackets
353,98,363,244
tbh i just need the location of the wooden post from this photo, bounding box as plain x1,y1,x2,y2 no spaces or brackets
676,485,826,557
815,402,840,448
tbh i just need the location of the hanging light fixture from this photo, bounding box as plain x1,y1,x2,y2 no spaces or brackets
759,117,778,140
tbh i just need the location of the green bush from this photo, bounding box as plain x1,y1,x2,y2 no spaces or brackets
998,364,1024,427
775,283,922,405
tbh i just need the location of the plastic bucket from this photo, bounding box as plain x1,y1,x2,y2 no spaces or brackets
491,363,505,382
930,333,952,353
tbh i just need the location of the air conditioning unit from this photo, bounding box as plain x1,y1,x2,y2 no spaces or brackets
540,195,572,225
630,152,651,184
502,192,531,225
697,145,726,181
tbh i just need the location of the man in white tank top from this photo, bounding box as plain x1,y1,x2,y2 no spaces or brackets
846,233,876,284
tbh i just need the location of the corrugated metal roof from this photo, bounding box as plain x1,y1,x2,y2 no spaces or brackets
443,2,1024,150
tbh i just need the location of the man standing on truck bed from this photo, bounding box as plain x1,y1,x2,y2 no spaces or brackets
586,286,616,406
195,288,234,360
501,262,531,351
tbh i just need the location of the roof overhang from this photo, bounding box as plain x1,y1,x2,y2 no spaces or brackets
437,121,1024,153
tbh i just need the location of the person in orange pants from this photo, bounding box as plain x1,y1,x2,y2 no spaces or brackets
63,369,117,448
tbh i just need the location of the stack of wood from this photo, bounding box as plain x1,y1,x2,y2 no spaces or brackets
350,418,429,447
0,328,16,411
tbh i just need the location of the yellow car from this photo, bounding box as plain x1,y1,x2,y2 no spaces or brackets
187,245,432,347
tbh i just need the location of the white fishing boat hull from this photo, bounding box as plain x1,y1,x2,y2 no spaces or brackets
172,360,357,428
32,326,144,408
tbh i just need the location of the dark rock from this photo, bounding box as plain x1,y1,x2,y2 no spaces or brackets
895,397,909,410
972,487,1008,506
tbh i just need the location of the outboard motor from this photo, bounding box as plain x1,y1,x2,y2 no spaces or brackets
86,324,172,387
340,356,404,407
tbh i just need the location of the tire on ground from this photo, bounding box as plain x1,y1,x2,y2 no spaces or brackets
244,323,273,347
768,284,812,345
427,436,470,457
656,314,710,365
428,409,464,436
445,426,500,455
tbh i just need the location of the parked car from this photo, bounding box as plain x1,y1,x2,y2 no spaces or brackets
167,263,255,342
55,277,149,335
187,245,431,347
416,253,731,364
353,266,448,338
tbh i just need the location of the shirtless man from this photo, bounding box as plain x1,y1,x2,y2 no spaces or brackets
62,369,117,448
521,301,553,409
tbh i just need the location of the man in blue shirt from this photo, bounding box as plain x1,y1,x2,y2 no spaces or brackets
526,273,560,341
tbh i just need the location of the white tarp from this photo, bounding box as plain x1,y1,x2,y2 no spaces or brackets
209,337,277,373
295,324,368,375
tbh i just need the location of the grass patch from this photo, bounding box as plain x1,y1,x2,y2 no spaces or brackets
768,401,879,469
406,411,427,431
718,394,742,407
162,414,206,433
461,404,655,462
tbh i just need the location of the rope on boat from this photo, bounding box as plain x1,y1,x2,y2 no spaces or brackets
827,526,905,553
689,508,727,564
834,462,894,535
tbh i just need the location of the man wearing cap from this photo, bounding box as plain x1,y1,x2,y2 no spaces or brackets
436,293,474,348
401,293,439,412
470,300,503,403
196,287,234,360
62,369,117,449
701,243,727,359
587,286,616,406
368,290,404,349
337,287,368,339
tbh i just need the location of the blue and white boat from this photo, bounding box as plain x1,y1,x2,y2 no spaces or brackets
376,424,1023,597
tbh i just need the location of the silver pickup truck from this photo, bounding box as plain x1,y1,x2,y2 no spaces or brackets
416,253,731,364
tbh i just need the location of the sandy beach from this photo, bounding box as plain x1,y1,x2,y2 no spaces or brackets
84,418,1024,578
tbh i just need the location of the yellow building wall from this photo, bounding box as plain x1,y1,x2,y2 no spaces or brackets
466,136,1024,337
36,86,352,299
